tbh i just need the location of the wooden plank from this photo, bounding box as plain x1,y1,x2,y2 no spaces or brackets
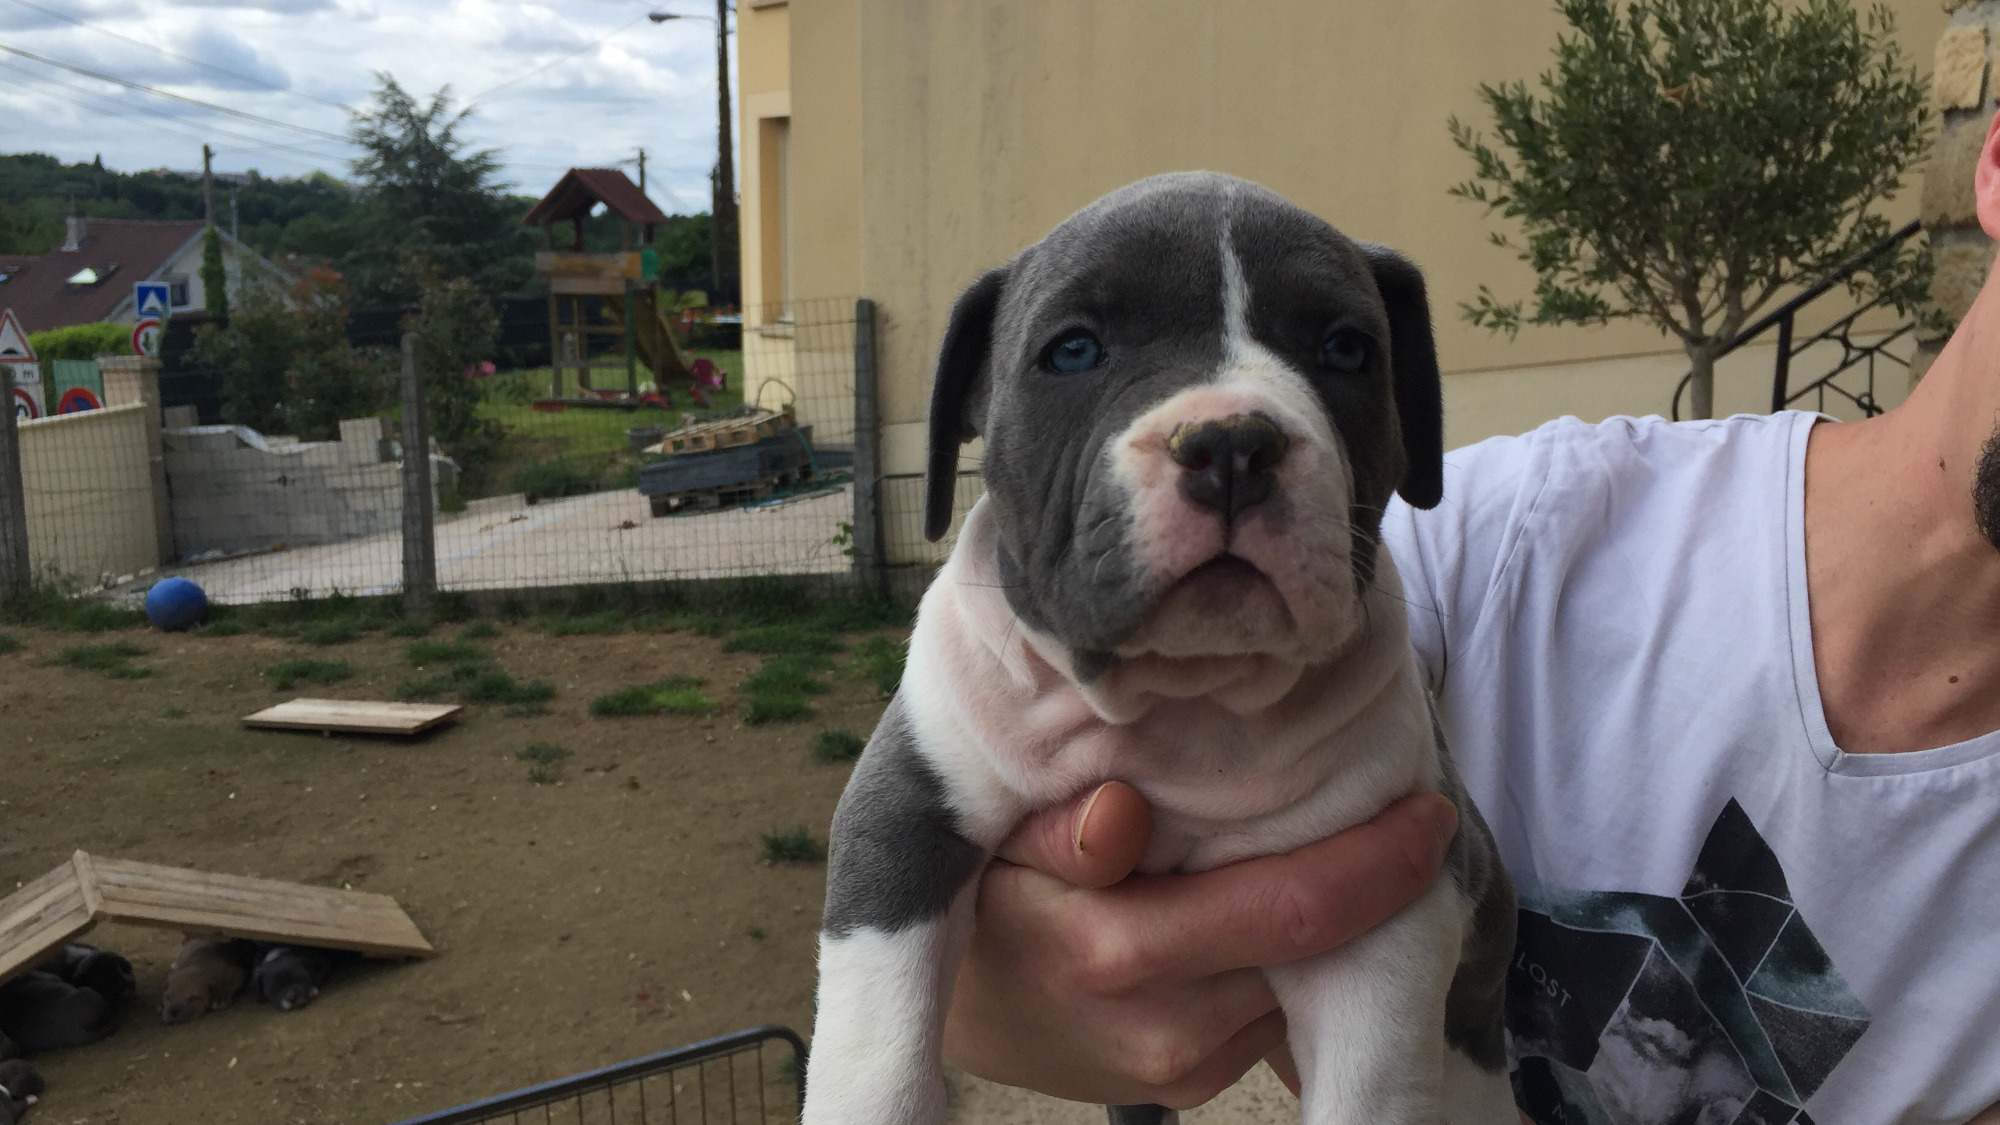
85,856,432,959
0,858,95,985
242,698,462,736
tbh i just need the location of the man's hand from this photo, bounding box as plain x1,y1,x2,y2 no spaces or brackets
941,782,1460,1110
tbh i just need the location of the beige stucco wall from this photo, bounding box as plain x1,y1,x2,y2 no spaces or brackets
19,403,162,584
741,0,1946,559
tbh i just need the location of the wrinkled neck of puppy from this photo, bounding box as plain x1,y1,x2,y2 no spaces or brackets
945,499,1407,727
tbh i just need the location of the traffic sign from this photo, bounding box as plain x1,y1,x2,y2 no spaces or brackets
0,308,34,363
56,386,102,414
132,317,163,359
11,364,42,420
134,281,172,320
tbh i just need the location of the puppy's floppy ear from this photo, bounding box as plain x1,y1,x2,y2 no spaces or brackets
926,267,1008,541
1361,244,1444,510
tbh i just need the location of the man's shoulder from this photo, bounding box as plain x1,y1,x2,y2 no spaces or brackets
1448,410,1808,477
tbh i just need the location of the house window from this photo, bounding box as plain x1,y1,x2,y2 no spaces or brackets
167,276,191,308
759,115,791,320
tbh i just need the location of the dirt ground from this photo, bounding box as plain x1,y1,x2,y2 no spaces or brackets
0,618,887,1124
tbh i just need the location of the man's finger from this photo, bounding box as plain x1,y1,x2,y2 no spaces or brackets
1079,792,1458,988
995,780,1152,888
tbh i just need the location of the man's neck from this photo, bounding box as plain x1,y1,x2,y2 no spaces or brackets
1804,309,2000,754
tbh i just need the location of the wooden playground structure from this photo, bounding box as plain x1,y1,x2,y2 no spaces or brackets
523,168,697,407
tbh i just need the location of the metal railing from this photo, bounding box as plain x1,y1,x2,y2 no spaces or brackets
386,1025,807,1125
1673,219,1921,421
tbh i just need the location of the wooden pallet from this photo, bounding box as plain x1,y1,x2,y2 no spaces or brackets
646,464,820,517
0,851,434,987
650,408,794,456
242,698,463,736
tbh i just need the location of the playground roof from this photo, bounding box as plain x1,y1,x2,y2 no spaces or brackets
523,168,670,228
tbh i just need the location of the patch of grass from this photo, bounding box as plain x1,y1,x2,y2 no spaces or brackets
534,611,627,636
760,827,825,865
812,729,867,764
0,633,18,655
195,617,245,636
723,623,843,657
296,617,362,645
741,654,827,725
397,674,459,701
589,676,718,718
497,595,530,622
386,618,432,638
517,741,569,783
463,671,557,706
459,621,498,640
503,701,552,718
50,641,152,679
267,658,352,690
847,634,906,695
430,591,474,624
406,639,485,665
63,602,148,631
162,703,189,719
746,926,765,940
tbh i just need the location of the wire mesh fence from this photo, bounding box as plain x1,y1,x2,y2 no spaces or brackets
388,1025,805,1125
6,300,877,607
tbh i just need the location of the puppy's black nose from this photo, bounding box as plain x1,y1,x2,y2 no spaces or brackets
1168,413,1289,517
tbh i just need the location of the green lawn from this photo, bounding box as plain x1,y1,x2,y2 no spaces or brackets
466,348,749,502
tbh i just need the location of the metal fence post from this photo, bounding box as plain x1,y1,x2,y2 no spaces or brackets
399,332,437,617
851,298,888,601
0,373,29,610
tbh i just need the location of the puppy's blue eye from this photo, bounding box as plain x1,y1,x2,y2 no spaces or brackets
1320,330,1369,374
1044,330,1106,375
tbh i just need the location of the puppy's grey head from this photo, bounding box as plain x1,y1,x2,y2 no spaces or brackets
926,172,1442,670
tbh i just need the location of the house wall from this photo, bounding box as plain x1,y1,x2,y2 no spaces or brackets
18,403,163,584
740,0,1946,559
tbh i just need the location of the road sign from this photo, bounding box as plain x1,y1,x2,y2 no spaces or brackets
56,386,102,414
134,281,172,320
10,362,42,420
0,308,34,363
132,318,163,359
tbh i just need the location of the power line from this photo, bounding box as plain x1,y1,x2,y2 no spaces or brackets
0,58,349,165
0,41,350,142
466,12,650,105
0,0,354,111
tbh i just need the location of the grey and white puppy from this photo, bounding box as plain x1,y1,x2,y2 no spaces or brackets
805,173,1515,1125
250,945,334,1012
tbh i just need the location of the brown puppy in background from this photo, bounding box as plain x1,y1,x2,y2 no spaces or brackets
160,939,256,1025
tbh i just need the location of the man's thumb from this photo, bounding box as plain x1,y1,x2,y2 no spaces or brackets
993,780,1152,888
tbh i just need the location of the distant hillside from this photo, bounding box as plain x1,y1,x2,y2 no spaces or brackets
0,153,720,300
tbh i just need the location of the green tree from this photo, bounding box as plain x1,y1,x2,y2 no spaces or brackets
1449,0,1931,418
404,260,503,475
201,224,228,319
344,75,534,303
193,268,391,439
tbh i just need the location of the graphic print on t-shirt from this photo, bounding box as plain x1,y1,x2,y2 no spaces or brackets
1506,799,1870,1125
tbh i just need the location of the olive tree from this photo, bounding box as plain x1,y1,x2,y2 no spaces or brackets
1450,0,1931,418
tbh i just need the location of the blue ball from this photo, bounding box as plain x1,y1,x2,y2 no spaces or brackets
145,577,208,632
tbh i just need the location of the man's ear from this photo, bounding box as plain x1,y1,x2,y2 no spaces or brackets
926,268,1008,541
1360,244,1444,510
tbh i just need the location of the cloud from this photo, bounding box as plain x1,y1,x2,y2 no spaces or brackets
168,0,337,12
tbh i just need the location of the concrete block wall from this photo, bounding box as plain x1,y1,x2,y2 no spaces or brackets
1918,2,2000,377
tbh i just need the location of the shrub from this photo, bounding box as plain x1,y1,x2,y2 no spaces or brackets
193,269,392,440
28,322,129,361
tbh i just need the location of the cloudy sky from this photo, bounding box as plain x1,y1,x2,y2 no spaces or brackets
0,0,733,212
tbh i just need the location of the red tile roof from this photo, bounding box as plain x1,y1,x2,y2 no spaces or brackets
0,219,205,334
522,167,670,227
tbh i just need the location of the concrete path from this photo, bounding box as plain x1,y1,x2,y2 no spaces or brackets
148,483,854,603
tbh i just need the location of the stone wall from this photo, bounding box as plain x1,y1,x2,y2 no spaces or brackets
1920,2,2000,377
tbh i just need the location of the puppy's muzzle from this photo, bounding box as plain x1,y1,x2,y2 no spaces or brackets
1168,413,1290,519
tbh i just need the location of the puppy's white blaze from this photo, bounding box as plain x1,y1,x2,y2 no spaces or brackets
1101,234,1361,665
806,901,976,1125
1264,879,1463,1125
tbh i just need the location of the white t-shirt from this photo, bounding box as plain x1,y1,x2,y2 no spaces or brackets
1381,411,2000,1125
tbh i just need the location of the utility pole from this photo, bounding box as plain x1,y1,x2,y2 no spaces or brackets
712,0,735,301
636,147,647,194
201,144,214,226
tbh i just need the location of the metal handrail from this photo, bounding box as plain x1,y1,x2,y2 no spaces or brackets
1671,218,1921,420
386,1024,807,1125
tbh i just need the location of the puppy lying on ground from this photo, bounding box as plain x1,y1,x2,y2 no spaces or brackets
805,173,1515,1125
47,945,133,1009
0,1058,43,1125
250,945,335,1012
0,973,115,1053
160,939,256,1025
